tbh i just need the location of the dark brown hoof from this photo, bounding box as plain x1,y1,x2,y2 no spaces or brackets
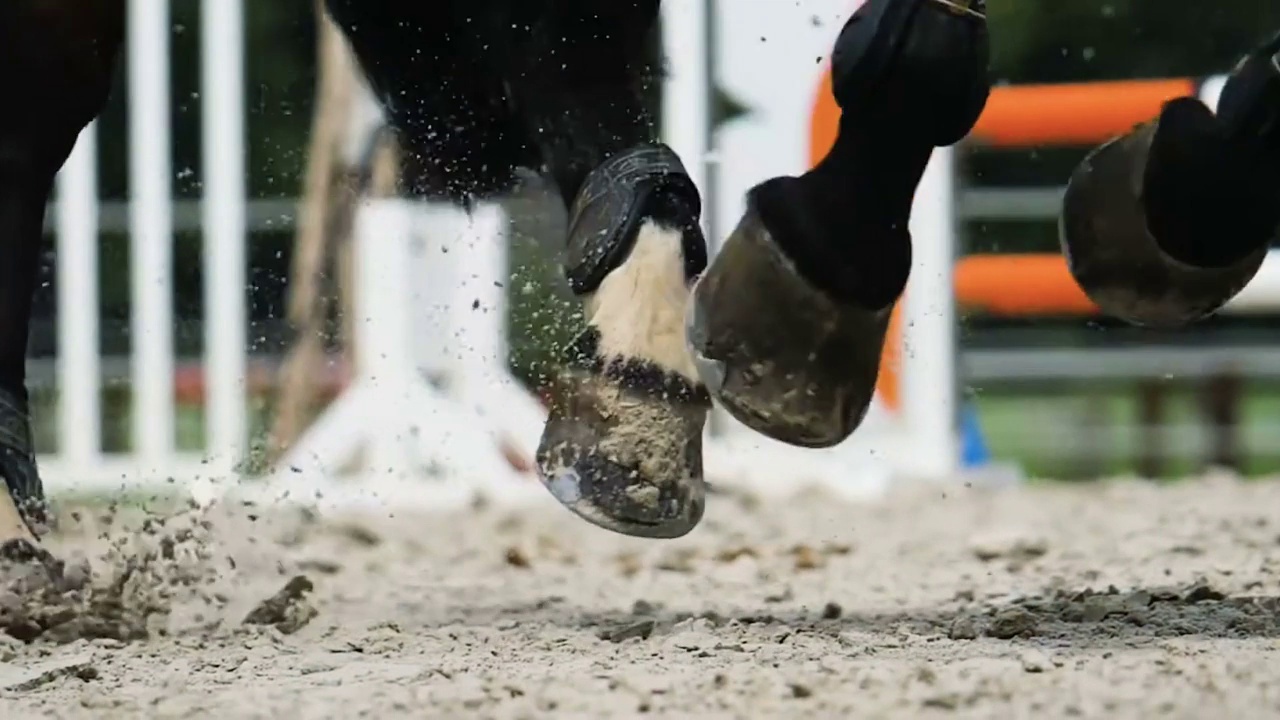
1060,102,1270,328
686,201,891,449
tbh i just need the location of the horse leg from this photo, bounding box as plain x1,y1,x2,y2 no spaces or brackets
498,0,711,538
0,1,125,550
323,0,538,203
687,0,989,447
1059,30,1280,327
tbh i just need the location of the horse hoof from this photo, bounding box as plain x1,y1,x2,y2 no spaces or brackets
0,389,47,539
687,191,890,449
536,332,709,539
1061,99,1271,328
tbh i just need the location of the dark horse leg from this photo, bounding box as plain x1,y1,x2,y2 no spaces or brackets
687,0,990,447
1058,30,1280,327
509,1,710,539
326,0,710,537
0,1,125,547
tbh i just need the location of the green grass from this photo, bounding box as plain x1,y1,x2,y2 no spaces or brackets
973,383,1280,479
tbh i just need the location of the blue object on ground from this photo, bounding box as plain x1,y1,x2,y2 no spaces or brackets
960,401,991,468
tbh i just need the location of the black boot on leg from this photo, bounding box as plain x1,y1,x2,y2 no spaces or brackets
687,0,990,447
1060,31,1280,327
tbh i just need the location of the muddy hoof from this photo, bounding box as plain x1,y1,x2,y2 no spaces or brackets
537,329,709,539
687,196,891,449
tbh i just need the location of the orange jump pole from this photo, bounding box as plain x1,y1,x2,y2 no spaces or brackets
810,71,1199,161
967,78,1197,148
875,253,1097,412
953,253,1098,316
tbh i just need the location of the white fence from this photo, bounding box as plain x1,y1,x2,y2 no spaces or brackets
44,0,248,493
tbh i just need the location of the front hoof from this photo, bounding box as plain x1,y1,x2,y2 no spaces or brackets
687,197,891,449
536,348,709,539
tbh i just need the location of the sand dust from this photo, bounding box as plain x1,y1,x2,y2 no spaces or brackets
3,472,1280,718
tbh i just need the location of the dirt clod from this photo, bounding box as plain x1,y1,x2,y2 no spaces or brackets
243,575,317,634
504,547,531,568
948,614,981,640
600,619,656,643
987,607,1039,639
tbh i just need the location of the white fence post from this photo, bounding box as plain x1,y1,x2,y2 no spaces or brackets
55,126,102,463
902,147,960,479
202,0,249,472
128,0,176,463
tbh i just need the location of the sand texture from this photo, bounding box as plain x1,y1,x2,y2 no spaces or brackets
3,473,1280,718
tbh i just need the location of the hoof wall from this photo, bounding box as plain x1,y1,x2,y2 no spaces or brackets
687,201,890,448
536,343,709,539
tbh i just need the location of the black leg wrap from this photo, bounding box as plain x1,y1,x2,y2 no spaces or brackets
0,388,46,534
831,0,989,146
563,143,706,295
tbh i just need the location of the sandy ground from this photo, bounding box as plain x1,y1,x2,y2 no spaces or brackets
3,473,1280,718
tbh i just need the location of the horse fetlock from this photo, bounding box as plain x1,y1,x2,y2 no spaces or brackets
831,0,990,147
562,143,706,296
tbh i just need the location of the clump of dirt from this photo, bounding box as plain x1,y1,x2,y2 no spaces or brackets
948,579,1280,640
0,503,230,644
243,575,317,635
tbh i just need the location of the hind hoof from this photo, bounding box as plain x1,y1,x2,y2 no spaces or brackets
536,331,709,539
687,194,891,449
